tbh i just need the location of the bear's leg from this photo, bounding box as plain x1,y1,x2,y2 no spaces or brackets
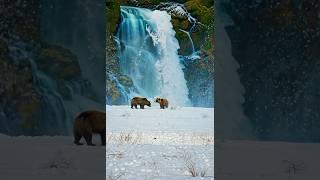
84,131,95,146
100,131,106,146
135,104,138,109
131,104,134,109
140,105,144,109
74,132,83,145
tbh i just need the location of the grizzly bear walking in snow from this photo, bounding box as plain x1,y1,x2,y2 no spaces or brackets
131,97,151,109
73,110,106,146
155,98,169,109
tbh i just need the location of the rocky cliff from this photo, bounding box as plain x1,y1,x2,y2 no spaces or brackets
223,0,320,142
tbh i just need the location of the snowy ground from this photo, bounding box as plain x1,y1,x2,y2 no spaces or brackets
106,105,214,179
107,105,214,134
215,140,320,180
0,128,319,179
0,135,105,180
2,105,319,179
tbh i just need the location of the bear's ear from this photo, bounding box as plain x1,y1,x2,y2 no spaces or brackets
143,98,147,100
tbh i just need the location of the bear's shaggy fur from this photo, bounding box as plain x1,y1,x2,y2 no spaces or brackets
155,98,169,109
131,97,151,109
73,110,106,146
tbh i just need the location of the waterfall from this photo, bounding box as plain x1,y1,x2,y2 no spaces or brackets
178,29,201,60
179,29,195,53
3,34,69,134
117,6,191,106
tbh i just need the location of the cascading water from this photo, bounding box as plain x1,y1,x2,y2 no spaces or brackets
117,6,191,106
156,2,201,60
3,34,69,134
36,0,105,134
179,29,195,53
178,29,201,60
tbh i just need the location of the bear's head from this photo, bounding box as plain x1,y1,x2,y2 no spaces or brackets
155,98,161,103
143,98,151,107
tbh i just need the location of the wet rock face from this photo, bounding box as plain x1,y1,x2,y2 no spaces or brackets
183,57,214,107
225,0,320,142
0,0,40,42
36,44,82,80
106,1,122,105
118,75,134,88
157,0,214,56
0,53,42,135
0,0,41,135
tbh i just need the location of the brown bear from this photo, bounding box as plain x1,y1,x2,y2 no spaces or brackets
155,98,169,109
131,97,151,109
73,110,106,146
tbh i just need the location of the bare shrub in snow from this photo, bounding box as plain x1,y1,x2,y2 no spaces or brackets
200,168,208,177
282,160,306,176
107,171,125,180
180,150,192,161
107,133,115,144
185,159,209,177
47,160,71,170
199,135,214,145
185,160,209,177
180,150,211,178
107,151,124,159
121,111,130,117
186,160,199,177
117,131,142,144
43,151,73,172
119,132,132,143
